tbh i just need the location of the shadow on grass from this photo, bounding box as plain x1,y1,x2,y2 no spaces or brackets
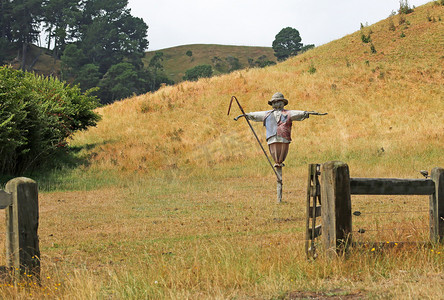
0,141,118,192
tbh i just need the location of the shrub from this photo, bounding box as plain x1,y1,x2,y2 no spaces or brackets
0,38,14,65
254,55,276,68
183,65,213,81
399,13,406,25
0,66,101,175
388,14,397,31
361,33,372,43
398,0,414,14
308,63,317,74
225,56,242,72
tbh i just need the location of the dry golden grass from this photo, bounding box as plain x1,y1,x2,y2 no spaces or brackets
1,3,443,299
1,176,443,299
72,3,443,179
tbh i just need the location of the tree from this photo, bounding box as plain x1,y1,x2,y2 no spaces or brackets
301,44,315,53
9,0,44,70
0,0,13,41
148,52,164,90
225,56,242,72
77,0,148,74
60,43,87,79
0,37,14,64
74,63,101,91
98,62,141,103
146,52,173,91
272,27,302,61
183,65,212,81
41,0,80,59
59,0,149,103
211,56,225,72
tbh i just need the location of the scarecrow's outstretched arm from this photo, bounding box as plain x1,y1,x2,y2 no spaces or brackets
234,111,269,122
234,114,246,121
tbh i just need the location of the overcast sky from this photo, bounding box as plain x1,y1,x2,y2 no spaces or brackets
127,0,431,51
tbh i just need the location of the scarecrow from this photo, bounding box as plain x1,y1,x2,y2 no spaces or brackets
229,92,326,203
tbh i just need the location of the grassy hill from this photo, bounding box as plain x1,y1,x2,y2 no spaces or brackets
74,2,443,178
7,43,275,86
7,44,62,77
2,2,443,299
143,44,276,83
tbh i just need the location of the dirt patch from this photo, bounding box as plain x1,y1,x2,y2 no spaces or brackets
285,289,365,300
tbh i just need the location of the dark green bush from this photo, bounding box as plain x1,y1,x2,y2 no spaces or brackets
361,33,372,43
183,65,213,81
398,0,414,14
308,63,317,74
0,66,101,175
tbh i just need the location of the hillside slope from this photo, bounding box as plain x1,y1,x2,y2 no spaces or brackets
143,44,276,83
72,2,444,179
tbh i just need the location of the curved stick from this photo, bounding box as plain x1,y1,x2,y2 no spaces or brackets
228,96,282,183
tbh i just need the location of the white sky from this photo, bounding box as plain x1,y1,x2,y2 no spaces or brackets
127,0,431,51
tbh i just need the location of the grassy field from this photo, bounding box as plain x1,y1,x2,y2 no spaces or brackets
1,2,443,299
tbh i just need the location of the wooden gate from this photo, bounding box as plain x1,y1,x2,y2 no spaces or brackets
306,161,444,258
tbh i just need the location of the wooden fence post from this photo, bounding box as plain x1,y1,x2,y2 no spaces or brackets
5,177,40,280
321,161,352,257
430,167,444,243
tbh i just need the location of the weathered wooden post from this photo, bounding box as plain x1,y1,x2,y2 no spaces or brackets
430,167,444,243
321,161,352,258
276,166,283,203
5,177,40,280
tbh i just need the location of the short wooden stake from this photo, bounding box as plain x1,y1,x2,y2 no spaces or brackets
321,161,352,258
430,167,444,243
5,177,40,281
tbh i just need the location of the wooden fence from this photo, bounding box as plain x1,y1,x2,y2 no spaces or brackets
1,177,40,281
306,161,444,258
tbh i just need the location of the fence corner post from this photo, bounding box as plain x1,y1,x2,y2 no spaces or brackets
430,167,444,243
5,177,40,280
321,161,352,258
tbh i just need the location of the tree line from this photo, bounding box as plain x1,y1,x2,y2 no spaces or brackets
0,0,315,103
0,0,172,104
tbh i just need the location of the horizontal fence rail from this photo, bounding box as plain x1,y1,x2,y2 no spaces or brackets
350,178,435,195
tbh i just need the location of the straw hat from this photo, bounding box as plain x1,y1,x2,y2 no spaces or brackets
268,92,288,106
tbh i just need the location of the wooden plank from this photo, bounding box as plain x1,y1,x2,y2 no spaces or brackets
309,205,322,218
321,161,352,258
308,225,322,239
5,177,40,280
430,167,444,243
310,185,321,197
305,164,318,257
0,190,12,209
350,178,434,195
